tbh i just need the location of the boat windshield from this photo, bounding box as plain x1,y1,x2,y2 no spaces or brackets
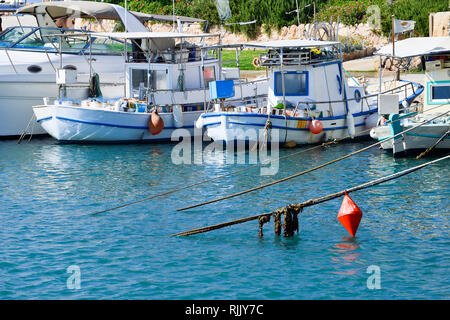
0,26,128,55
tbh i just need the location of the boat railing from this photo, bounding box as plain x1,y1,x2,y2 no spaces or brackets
148,77,268,94
292,81,419,107
205,80,421,116
259,50,338,67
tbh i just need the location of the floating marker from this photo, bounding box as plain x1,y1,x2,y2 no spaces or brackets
337,191,362,237
309,119,323,134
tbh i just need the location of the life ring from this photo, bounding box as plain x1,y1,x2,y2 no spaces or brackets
252,57,261,68
354,89,361,103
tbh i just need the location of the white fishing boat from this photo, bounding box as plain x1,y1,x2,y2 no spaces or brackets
370,37,450,156
196,39,423,147
1,0,205,137
32,32,268,143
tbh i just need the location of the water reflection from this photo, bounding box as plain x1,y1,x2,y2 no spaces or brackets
329,236,362,275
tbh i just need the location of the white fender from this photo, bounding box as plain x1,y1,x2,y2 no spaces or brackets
173,105,184,128
195,115,204,129
347,112,356,138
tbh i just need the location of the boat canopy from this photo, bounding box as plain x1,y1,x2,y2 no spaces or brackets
16,0,147,33
0,26,126,55
132,12,205,23
245,39,340,49
89,32,219,40
376,37,450,58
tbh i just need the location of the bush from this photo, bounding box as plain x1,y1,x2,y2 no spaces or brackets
100,0,449,38
379,0,449,37
317,0,449,36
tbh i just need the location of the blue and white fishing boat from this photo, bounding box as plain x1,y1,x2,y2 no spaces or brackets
32,32,268,143
370,37,450,155
196,39,423,146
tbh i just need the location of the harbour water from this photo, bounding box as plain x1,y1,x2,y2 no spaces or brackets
0,137,448,299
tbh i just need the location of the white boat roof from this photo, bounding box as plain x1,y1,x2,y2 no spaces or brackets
17,1,148,33
90,32,220,39
246,39,340,49
17,1,205,29
376,37,450,58
132,12,205,23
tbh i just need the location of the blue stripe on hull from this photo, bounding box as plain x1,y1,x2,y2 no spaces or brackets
201,109,378,121
48,116,195,130
225,121,366,131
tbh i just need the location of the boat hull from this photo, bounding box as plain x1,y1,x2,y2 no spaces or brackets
198,110,378,145
0,77,123,137
372,122,450,155
33,104,202,143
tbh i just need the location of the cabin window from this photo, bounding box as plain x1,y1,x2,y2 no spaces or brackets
151,70,168,90
131,69,148,92
274,71,308,96
203,66,215,87
0,27,35,47
430,85,450,101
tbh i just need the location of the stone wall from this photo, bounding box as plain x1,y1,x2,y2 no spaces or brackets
75,19,389,48
429,12,450,37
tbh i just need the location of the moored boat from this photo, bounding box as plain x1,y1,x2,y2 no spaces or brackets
32,32,268,143
196,39,423,147
369,37,450,156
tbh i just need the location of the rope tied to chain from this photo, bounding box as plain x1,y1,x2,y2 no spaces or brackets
282,205,302,237
264,205,302,238
258,215,270,238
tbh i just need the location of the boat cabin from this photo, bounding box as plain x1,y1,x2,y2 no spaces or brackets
377,37,450,114
115,32,220,100
246,40,366,118
85,31,222,108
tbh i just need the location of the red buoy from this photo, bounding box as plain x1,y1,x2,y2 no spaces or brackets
309,119,323,134
148,109,164,135
337,191,362,237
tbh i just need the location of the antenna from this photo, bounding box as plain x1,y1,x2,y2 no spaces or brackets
124,0,127,32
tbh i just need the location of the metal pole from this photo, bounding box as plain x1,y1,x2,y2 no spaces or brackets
236,47,243,100
218,47,223,81
378,54,382,110
125,0,128,31
313,1,316,23
280,48,286,115
201,47,207,110
124,37,127,97
59,36,63,69
89,34,92,79
147,39,151,106
392,15,395,57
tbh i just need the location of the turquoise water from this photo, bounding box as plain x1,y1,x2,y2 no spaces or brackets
0,137,448,299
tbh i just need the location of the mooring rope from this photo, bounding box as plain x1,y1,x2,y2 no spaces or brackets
169,153,450,237
17,114,36,144
416,129,450,159
176,109,450,211
89,138,338,215
90,104,446,216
